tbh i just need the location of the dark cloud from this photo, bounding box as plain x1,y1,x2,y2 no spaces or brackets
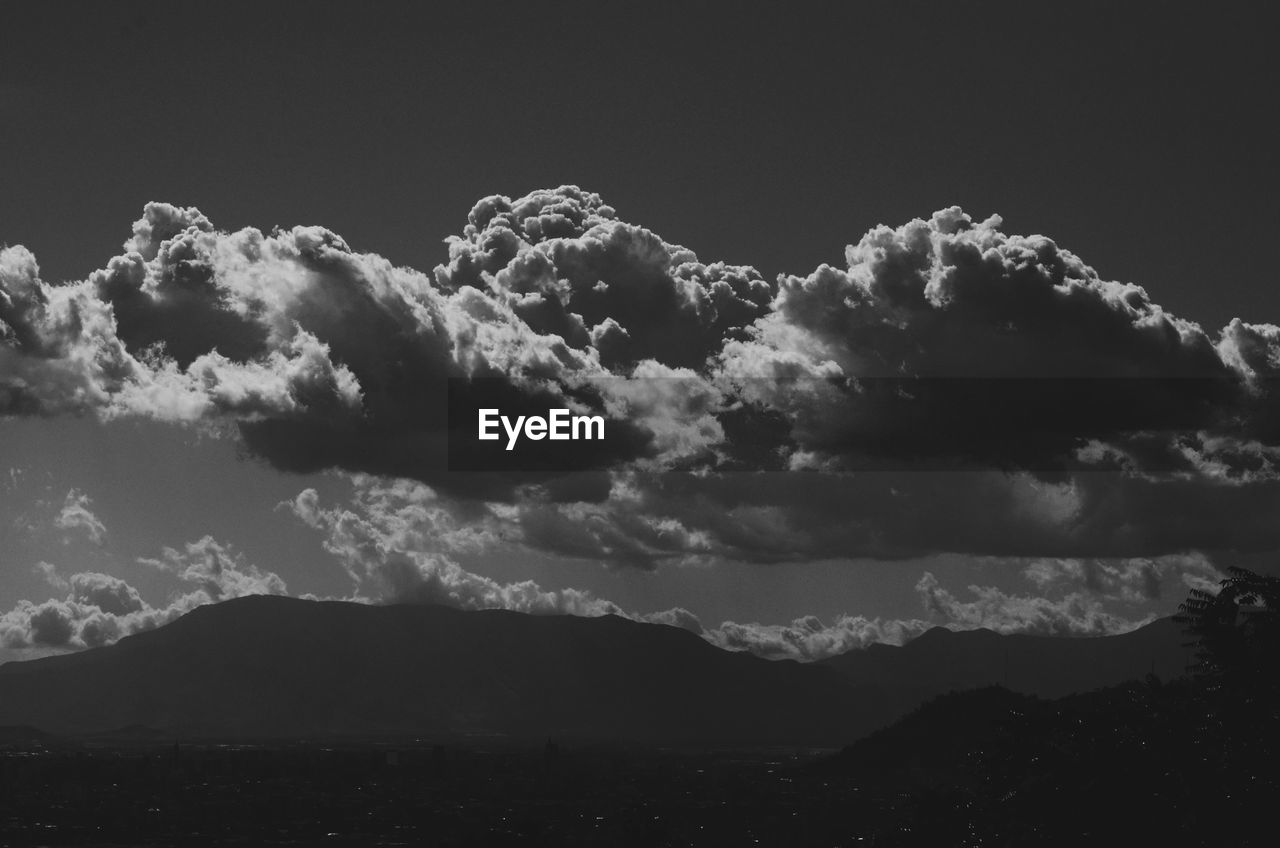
68,572,145,617
24,602,76,647
479,469,1280,567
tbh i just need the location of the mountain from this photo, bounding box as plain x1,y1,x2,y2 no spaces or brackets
810,678,1277,847
0,596,879,744
818,616,1193,701
811,685,1039,783
0,598,1193,745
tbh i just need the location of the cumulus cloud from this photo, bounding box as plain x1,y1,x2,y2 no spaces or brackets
3,197,642,496
915,571,1150,637
53,488,107,545
138,535,288,600
434,187,772,370
0,539,286,649
283,478,619,614
67,571,146,617
1,244,140,415
713,207,1278,476
9,192,1280,564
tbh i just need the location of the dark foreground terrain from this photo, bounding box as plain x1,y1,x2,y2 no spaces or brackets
2,577,1275,846
3,675,1277,847
1,739,860,847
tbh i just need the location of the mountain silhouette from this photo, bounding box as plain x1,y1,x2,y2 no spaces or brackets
0,597,1191,744
0,596,875,744
817,616,1192,704
811,685,1039,784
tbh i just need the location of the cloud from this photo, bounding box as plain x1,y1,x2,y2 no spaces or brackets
282,479,622,615
0,595,186,650
7,192,754,495
53,488,106,545
713,207,1278,476
0,538,286,649
281,473,1192,658
1,244,141,415
137,535,287,600
278,478,937,661
34,560,67,591
67,571,145,617
3,476,1211,662
460,467,1280,568
434,187,773,370
915,571,1150,637
9,192,1280,563
1021,552,1224,603
699,614,933,661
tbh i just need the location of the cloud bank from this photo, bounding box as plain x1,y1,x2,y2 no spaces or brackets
6,190,1280,564
0,537,287,650
0,471,1216,660
267,476,1213,660
2,185,1275,664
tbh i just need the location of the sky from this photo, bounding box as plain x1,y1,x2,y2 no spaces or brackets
1,1,1276,663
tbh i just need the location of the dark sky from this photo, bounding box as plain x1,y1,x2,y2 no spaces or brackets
2,1,1274,329
1,1,1276,662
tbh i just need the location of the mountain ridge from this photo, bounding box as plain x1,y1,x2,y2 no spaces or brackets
0,595,874,744
0,596,1193,745
820,615,1191,700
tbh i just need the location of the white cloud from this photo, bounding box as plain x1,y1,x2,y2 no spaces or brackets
54,488,107,545
0,536,286,650
915,571,1150,637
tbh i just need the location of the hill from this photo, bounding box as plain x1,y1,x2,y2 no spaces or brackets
0,596,876,744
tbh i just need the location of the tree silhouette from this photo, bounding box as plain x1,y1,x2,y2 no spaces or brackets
1175,566,1280,695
